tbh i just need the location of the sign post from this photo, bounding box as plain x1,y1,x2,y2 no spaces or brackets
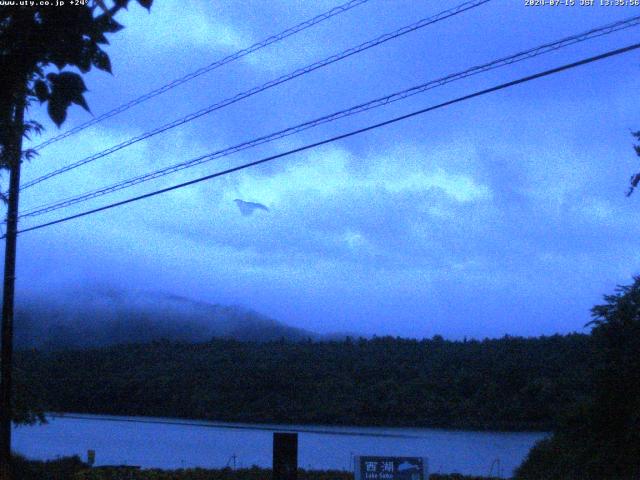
87,450,95,467
273,432,298,480
354,456,428,480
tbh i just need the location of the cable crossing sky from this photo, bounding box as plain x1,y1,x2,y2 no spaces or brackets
10,42,640,239
20,0,491,191
16,14,640,221
30,0,372,152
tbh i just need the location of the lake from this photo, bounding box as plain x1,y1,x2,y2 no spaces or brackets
14,413,547,477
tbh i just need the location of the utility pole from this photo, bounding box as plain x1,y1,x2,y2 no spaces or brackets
0,87,25,480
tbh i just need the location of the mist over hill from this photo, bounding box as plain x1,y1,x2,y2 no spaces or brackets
14,289,321,350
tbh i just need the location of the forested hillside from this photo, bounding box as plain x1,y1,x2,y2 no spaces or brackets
15,291,319,349
18,334,593,431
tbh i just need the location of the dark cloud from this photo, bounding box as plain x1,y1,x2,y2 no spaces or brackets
10,2,640,339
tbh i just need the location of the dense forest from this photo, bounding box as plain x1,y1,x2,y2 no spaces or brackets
17,333,593,431
515,277,640,479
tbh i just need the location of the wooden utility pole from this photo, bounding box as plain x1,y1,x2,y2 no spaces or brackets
0,88,25,480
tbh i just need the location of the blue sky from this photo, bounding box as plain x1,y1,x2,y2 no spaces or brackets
10,0,640,339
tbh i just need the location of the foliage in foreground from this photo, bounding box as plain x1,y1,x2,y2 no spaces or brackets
76,466,350,480
2,0,154,428
10,459,500,480
74,467,499,480
515,277,640,479
12,454,87,479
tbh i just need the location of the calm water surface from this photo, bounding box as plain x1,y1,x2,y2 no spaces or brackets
13,413,547,477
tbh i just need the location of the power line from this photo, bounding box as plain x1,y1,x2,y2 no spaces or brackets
17,14,640,221
20,0,491,191
11,42,640,238
30,0,372,152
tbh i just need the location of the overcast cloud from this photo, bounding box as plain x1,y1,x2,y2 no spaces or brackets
7,0,640,339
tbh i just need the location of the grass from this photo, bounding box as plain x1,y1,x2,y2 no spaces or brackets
11,456,505,479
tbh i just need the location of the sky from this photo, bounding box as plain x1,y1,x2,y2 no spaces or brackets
7,0,640,339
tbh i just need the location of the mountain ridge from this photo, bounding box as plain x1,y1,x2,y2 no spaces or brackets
14,289,322,350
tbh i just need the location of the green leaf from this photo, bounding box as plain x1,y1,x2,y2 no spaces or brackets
47,96,68,127
72,93,90,112
63,72,86,90
34,80,49,103
51,56,67,70
56,72,88,94
77,47,92,73
47,71,91,125
92,48,112,74
23,149,39,162
93,30,110,45
95,14,124,34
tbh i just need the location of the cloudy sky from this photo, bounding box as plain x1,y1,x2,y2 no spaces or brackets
9,0,640,339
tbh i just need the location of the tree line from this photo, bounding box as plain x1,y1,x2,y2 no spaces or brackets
17,333,594,432
515,277,640,479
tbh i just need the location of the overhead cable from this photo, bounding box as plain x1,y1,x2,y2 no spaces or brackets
12,42,640,237
31,0,372,151
21,0,491,191
18,15,640,220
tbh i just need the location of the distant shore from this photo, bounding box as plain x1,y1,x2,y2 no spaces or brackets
47,411,551,435
18,335,592,433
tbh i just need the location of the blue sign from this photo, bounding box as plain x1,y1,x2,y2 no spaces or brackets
355,456,427,480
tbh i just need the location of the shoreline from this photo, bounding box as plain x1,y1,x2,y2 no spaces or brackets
46,411,552,436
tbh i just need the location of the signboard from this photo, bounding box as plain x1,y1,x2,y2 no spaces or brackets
354,456,428,480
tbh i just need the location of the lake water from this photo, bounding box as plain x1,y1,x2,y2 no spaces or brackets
13,413,547,478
